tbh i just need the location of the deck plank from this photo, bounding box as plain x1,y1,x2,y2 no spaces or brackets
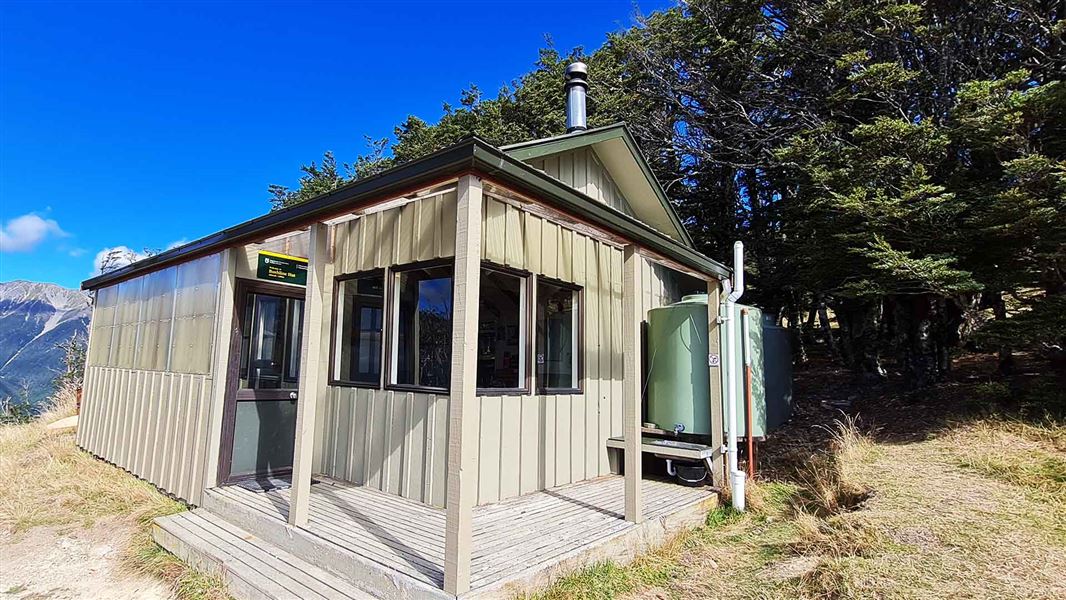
208,475,714,596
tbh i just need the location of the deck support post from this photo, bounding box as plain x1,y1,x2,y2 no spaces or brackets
706,280,727,488
289,222,329,528
622,245,643,523
202,247,237,491
444,174,483,596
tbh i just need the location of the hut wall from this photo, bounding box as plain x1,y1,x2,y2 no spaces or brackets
313,189,457,507
77,253,223,504
526,147,635,216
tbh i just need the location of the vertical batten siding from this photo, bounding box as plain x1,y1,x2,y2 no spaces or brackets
474,196,627,505
317,388,450,506
527,147,634,216
78,367,214,503
313,189,457,507
78,253,222,505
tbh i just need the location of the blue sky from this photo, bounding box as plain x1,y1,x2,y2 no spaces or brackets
0,0,667,289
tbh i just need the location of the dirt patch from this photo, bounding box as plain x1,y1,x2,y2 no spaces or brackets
0,517,170,600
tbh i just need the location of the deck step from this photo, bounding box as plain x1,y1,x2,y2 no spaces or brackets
153,509,376,600
200,488,451,600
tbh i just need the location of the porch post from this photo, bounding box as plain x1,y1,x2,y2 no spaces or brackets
706,280,727,488
202,247,237,491
443,174,483,596
289,222,329,527
622,245,643,523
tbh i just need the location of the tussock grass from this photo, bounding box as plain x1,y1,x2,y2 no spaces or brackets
126,530,230,600
790,416,875,517
531,412,1066,600
0,384,230,600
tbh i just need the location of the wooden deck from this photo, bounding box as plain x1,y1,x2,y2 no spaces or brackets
199,475,715,598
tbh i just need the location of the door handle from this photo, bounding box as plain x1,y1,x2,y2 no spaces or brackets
289,391,298,402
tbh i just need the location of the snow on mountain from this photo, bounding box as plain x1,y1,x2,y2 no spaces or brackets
0,280,91,409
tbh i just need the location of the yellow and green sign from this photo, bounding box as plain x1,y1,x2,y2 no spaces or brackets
257,251,308,285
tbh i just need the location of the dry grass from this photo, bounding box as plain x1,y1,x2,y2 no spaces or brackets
531,413,1066,600
0,384,230,600
789,416,875,517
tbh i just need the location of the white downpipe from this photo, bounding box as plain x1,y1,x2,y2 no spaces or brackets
723,241,746,512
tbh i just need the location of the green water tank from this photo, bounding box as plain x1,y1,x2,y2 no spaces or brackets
645,296,793,439
646,294,713,435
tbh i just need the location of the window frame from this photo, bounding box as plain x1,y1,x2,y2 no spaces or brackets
476,262,533,396
328,268,387,389
384,258,456,394
534,275,584,395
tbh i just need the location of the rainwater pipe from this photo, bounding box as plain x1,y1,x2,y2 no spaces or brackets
721,241,746,512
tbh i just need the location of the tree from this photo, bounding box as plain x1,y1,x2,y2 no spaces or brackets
267,0,1064,384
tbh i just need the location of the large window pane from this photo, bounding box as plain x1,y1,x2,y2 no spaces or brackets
392,265,453,389
536,280,580,391
334,274,385,385
477,268,526,389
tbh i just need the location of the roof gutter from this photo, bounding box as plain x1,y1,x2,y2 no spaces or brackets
81,141,481,290
83,136,729,291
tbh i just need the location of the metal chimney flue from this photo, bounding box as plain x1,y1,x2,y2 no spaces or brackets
564,62,588,133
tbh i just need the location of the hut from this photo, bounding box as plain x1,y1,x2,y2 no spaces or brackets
77,64,737,599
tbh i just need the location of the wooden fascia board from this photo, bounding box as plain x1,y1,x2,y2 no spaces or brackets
502,123,695,248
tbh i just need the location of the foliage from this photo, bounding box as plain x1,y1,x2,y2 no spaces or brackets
269,0,1065,382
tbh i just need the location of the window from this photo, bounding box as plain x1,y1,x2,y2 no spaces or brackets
536,280,580,392
239,292,303,390
390,264,453,389
332,273,385,386
477,267,527,390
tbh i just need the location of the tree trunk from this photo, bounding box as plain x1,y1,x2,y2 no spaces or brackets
835,298,886,380
788,292,808,365
817,296,837,356
992,291,1014,375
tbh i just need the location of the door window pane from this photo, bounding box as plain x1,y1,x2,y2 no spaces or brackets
391,265,453,389
334,274,385,385
240,293,303,390
536,281,580,391
477,268,526,389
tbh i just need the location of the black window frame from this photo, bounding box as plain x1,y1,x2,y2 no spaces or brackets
385,258,456,394
328,268,387,389
534,275,584,395
476,262,532,396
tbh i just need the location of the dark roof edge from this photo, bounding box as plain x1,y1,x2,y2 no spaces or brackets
501,123,695,248
81,140,481,290
84,136,727,291
473,143,728,279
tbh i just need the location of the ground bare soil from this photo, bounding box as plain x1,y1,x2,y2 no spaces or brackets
0,518,169,600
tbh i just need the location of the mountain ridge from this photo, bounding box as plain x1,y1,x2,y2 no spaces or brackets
0,280,91,410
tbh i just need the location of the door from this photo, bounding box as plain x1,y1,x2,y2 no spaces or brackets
220,281,305,483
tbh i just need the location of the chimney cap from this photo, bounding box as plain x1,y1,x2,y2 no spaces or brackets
565,62,588,84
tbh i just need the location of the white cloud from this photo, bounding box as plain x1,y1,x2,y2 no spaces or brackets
0,213,67,252
92,245,150,275
166,239,188,250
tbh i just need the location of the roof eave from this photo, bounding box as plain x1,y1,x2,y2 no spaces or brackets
83,136,728,291
501,123,695,248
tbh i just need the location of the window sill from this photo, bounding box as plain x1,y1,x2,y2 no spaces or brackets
328,379,382,390
476,388,530,397
537,388,583,396
385,383,450,395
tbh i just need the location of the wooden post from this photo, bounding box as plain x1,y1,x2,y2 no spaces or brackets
443,174,483,596
622,245,643,523
289,222,329,527
705,280,727,488
202,248,237,491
